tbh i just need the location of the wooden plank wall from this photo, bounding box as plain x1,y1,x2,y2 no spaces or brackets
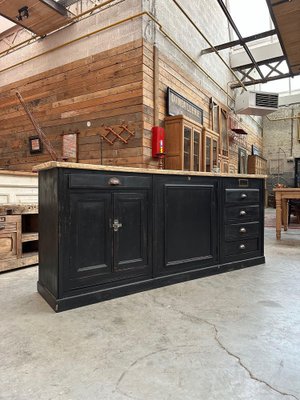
0,37,263,172
0,39,146,171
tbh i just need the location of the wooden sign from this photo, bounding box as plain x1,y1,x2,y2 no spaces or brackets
62,130,79,161
167,88,203,124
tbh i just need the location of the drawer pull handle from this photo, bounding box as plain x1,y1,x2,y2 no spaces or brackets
240,244,246,250
240,227,247,233
240,210,246,216
108,177,120,186
241,193,247,199
0,223,5,230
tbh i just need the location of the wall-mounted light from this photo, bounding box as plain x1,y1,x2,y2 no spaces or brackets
16,6,29,21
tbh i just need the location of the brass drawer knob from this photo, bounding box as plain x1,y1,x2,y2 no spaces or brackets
239,244,246,250
240,227,247,233
240,210,246,216
241,193,247,199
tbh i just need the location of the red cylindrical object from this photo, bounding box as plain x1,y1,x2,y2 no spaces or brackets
152,126,165,158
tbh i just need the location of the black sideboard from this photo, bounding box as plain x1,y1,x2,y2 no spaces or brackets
37,165,265,312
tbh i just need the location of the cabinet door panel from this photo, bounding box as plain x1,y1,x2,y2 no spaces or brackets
155,178,218,274
113,192,150,274
0,233,17,259
66,192,112,289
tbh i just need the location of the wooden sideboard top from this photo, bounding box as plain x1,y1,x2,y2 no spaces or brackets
33,161,267,179
0,204,38,215
0,170,37,177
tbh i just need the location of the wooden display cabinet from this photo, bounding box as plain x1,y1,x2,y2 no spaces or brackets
203,128,219,172
164,115,203,171
220,157,229,173
247,155,267,175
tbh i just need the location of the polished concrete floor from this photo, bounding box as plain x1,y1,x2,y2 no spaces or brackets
1,227,300,400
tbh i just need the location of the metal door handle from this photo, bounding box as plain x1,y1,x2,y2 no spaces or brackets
240,227,247,233
240,210,246,216
241,193,247,199
239,244,246,250
112,219,122,232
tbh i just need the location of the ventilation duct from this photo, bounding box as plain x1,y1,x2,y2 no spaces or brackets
56,0,80,6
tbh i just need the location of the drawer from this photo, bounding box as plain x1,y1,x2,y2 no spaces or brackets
0,232,17,259
224,238,259,256
225,189,259,204
224,205,260,223
0,215,19,233
69,173,151,189
225,222,260,241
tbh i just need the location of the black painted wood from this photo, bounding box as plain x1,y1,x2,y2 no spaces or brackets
113,191,150,273
37,169,265,312
220,177,264,264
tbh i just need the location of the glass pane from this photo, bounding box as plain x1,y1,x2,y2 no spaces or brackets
184,126,191,170
213,140,218,170
206,137,211,172
221,112,228,156
193,130,200,171
213,106,219,133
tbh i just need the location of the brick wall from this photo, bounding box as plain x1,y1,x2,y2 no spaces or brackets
263,105,300,188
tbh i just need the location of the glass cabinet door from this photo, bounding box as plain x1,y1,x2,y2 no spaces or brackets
206,137,211,172
184,126,192,170
212,139,218,170
193,130,201,171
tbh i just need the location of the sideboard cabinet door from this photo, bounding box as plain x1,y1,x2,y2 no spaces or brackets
113,191,150,274
155,176,218,275
65,192,113,290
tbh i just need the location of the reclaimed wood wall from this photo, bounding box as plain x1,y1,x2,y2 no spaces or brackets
0,39,148,171
0,37,262,172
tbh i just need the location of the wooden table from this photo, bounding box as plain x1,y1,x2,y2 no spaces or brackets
273,188,300,239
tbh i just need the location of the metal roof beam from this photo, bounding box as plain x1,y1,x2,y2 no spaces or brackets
230,41,283,69
230,72,299,89
201,29,276,55
216,0,265,80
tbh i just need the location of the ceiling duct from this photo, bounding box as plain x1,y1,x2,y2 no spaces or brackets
56,0,80,6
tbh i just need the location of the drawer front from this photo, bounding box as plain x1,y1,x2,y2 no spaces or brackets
225,222,260,241
225,189,259,204
69,173,151,189
224,238,259,256
224,205,260,223
0,232,17,259
0,216,19,233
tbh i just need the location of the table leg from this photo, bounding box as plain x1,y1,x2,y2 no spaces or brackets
283,199,288,231
275,194,282,240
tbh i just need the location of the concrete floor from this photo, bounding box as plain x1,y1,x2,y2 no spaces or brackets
1,227,300,400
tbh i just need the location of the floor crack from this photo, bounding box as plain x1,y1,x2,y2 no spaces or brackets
149,295,299,400
114,348,168,400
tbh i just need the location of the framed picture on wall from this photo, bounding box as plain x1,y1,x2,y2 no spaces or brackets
238,147,248,174
29,136,42,154
252,145,260,156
